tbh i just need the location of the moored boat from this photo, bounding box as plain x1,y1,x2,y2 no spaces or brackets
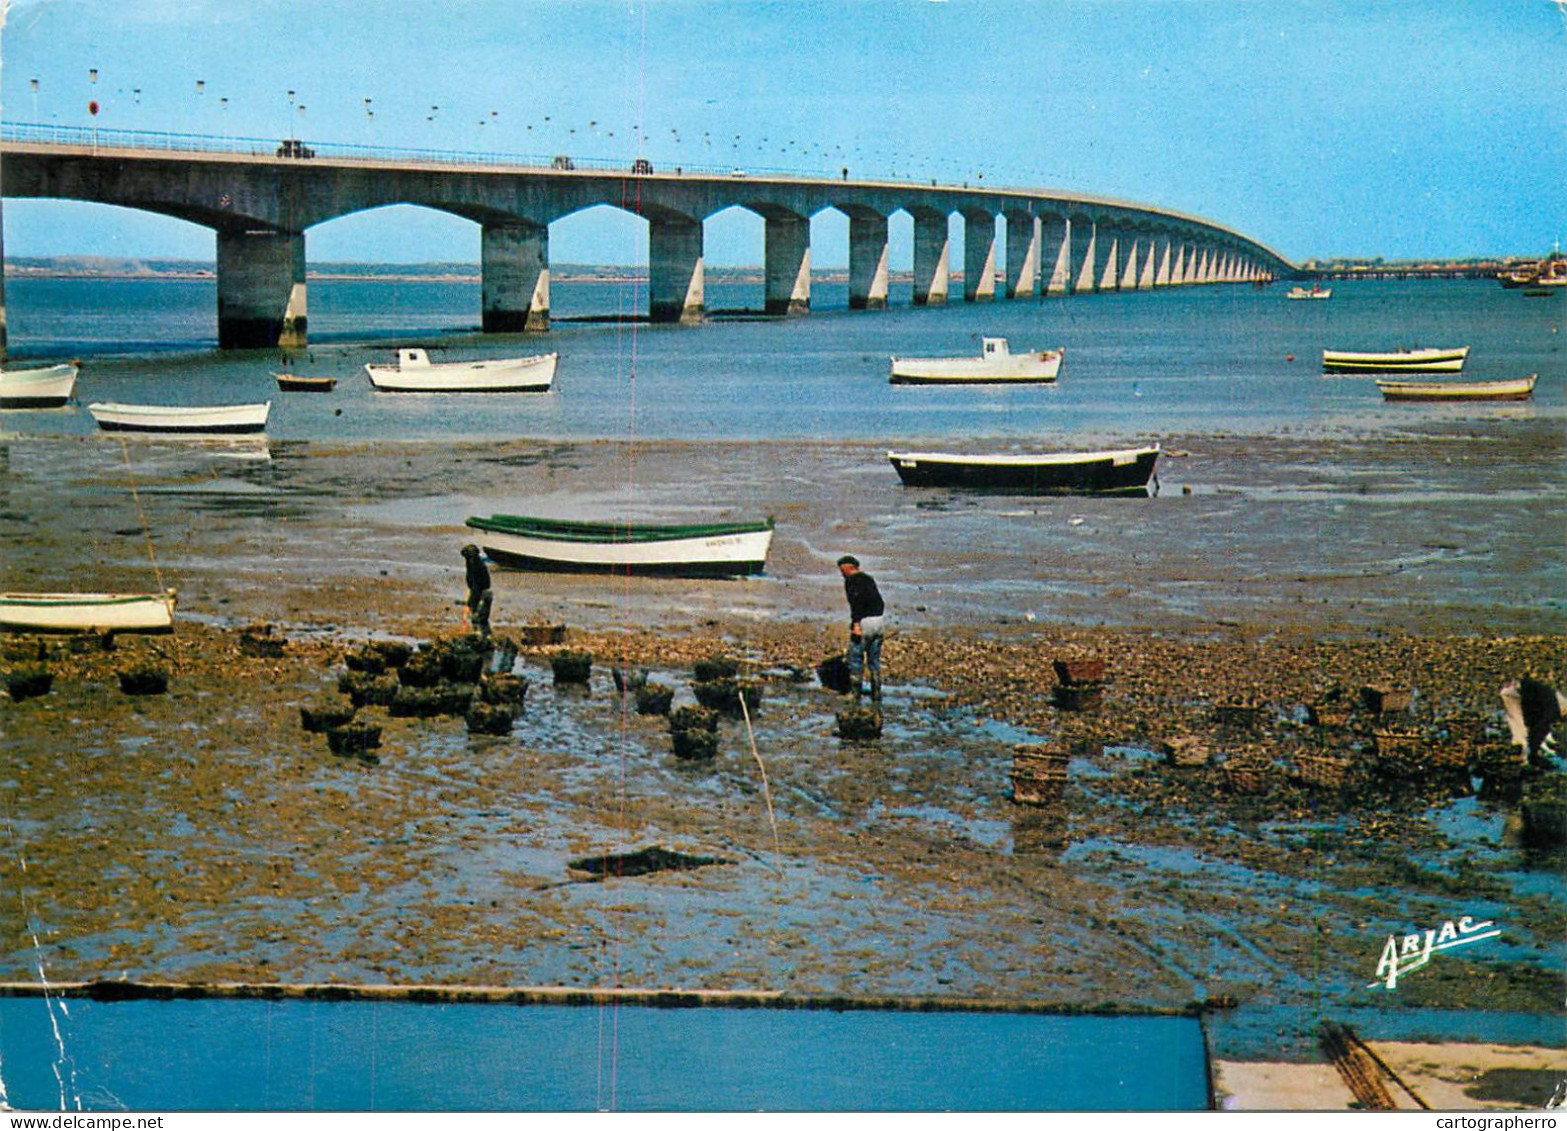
366,348,557,392
0,362,79,408
0,589,177,634
1321,347,1469,374
87,401,272,433
1287,285,1331,300
1375,374,1536,403
464,514,775,576
887,444,1160,495
890,338,1063,385
273,372,337,392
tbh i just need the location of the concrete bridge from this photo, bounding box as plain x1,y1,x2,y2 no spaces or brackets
0,125,1296,353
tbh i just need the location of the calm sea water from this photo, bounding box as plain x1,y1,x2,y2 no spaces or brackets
3,274,1562,444
0,997,1208,1112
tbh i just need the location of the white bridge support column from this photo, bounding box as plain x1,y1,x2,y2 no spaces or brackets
1154,237,1173,287
1042,216,1070,296
1070,219,1097,293
1137,238,1157,289
1097,230,1122,291
912,211,950,306
847,211,890,310
1120,237,1142,290
482,220,550,332
1005,212,1040,299
649,216,705,323
764,213,811,316
216,228,306,349
963,210,997,302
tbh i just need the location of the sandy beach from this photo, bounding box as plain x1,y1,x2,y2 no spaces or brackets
1,428,1563,1109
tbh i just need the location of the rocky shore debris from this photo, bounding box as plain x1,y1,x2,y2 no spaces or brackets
565,845,730,881
551,650,593,686
669,704,720,759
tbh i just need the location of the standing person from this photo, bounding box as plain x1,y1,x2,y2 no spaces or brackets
836,554,885,702
461,543,493,638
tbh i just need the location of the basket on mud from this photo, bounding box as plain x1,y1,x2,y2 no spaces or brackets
118,665,168,696
835,706,882,741
551,650,593,685
1290,752,1354,792
1052,659,1106,686
300,700,357,734
465,702,516,736
1220,752,1274,795
397,650,445,688
238,624,286,658
438,635,490,683
339,671,398,707
816,653,854,694
343,646,388,675
518,624,566,647
691,678,761,717
1360,685,1413,716
479,673,529,706
669,704,721,760
1162,736,1212,769
326,722,382,761
635,684,675,716
1372,729,1468,779
1011,746,1069,806
5,667,53,702
390,683,474,719
1213,703,1266,730
693,655,739,683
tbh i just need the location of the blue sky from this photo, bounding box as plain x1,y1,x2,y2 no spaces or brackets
3,0,1564,266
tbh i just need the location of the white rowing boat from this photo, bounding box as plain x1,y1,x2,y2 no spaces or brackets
464,515,775,576
1375,374,1536,402
87,401,272,433
365,348,557,392
890,338,1063,385
0,362,78,408
0,589,177,634
1321,347,1469,374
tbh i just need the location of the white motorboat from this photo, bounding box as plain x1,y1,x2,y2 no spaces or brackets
890,338,1063,385
365,348,557,392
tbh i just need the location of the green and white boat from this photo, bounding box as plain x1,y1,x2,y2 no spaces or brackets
464,515,775,576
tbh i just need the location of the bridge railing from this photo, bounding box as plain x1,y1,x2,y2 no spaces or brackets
0,120,880,184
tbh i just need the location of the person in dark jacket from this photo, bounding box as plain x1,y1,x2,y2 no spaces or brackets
836,554,885,701
461,543,493,638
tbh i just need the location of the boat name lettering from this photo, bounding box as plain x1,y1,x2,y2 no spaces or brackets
1369,915,1499,990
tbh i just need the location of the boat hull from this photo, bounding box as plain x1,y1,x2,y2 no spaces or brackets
1376,375,1536,403
888,445,1160,495
0,364,78,408
273,373,337,392
366,353,557,392
0,590,177,634
890,353,1062,385
465,516,774,576
1322,347,1468,374
88,401,271,433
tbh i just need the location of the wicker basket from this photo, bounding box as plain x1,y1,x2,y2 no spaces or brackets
1011,747,1069,805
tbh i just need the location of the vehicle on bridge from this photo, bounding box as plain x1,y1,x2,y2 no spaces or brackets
550,155,575,170
630,157,654,175
276,139,315,159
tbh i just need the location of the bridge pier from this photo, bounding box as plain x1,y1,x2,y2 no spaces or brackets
764,214,811,316
1042,216,1070,296
1005,212,1040,299
963,211,997,302
648,217,705,323
1120,236,1141,290
1137,238,1156,289
912,211,950,306
1097,231,1122,291
216,228,306,350
847,211,890,310
1071,220,1097,294
481,220,549,332
1154,237,1173,286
